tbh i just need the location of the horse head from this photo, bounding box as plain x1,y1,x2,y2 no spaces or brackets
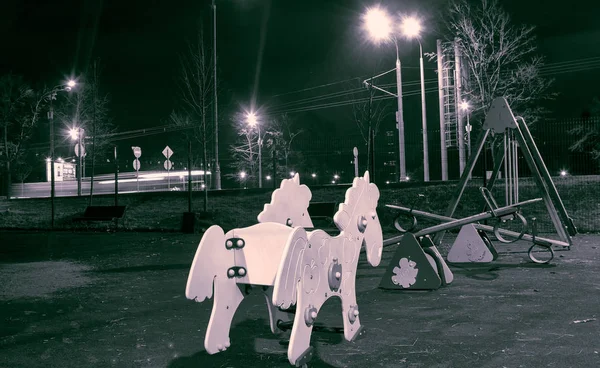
257,173,314,228
332,171,383,266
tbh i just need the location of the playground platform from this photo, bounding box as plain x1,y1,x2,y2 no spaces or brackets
1,231,598,367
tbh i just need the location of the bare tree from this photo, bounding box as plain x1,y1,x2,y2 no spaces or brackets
570,97,600,168
441,0,554,124
265,113,303,181
228,113,302,186
171,24,213,211
227,112,258,186
0,73,45,199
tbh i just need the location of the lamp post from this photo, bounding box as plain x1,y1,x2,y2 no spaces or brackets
212,0,221,190
401,17,429,182
246,112,262,188
47,80,76,227
460,101,472,159
363,7,423,182
70,127,85,196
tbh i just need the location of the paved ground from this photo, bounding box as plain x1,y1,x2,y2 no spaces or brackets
1,231,599,368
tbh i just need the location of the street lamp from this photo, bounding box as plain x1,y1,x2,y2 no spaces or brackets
69,126,85,196
400,16,429,182
46,79,76,227
363,6,407,181
239,170,247,188
246,112,263,188
460,101,472,159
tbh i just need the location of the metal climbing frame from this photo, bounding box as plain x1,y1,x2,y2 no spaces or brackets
432,97,577,247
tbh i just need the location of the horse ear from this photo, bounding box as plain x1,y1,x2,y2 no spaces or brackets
363,171,370,183
293,173,299,184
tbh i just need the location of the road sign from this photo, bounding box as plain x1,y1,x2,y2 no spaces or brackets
75,143,86,157
133,159,141,171
132,146,142,158
162,146,173,159
164,159,173,171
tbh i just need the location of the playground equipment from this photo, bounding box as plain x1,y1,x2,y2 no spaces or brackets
381,97,575,288
433,97,576,248
380,189,543,289
185,171,383,366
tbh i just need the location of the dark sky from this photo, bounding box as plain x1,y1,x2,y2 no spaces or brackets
2,0,600,146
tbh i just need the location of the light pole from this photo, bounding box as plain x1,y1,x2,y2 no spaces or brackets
47,80,76,227
460,101,472,159
246,112,262,188
212,0,221,190
69,127,85,196
363,7,414,181
401,17,429,182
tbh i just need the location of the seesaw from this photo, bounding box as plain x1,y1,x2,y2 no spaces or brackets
185,171,383,367
379,188,545,290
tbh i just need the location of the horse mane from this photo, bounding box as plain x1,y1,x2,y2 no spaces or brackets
257,173,312,224
333,171,380,232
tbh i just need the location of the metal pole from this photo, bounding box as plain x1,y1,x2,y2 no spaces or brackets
258,126,262,188
49,98,55,228
353,147,359,177
454,40,466,175
114,146,118,206
436,40,448,181
212,0,221,190
188,140,192,213
77,128,82,196
419,43,429,182
395,52,406,181
466,112,472,158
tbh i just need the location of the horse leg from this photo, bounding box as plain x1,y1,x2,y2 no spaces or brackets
263,287,295,334
340,271,364,342
204,276,244,354
287,289,324,367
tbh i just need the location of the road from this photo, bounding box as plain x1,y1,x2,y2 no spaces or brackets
10,170,207,198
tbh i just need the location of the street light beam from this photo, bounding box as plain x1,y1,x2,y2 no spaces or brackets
363,6,392,43
400,16,422,38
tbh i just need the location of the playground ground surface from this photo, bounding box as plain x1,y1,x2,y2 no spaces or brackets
1,230,599,368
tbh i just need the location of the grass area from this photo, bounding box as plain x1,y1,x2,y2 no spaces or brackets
0,175,598,234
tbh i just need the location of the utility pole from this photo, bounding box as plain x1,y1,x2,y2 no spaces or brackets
212,0,221,190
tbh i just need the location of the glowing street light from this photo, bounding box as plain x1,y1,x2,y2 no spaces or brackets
333,174,339,180
362,6,410,181
560,170,567,177
311,173,316,178
266,175,271,180
400,16,422,38
47,79,77,227
460,101,472,158
69,128,79,140
363,7,392,43
239,171,247,179
246,111,263,188
290,171,295,177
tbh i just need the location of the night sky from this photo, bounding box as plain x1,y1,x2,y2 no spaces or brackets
2,0,600,163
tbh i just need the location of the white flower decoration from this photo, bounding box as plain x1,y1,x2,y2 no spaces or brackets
391,258,418,288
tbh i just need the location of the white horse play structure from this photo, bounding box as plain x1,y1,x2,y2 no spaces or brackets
185,171,383,366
